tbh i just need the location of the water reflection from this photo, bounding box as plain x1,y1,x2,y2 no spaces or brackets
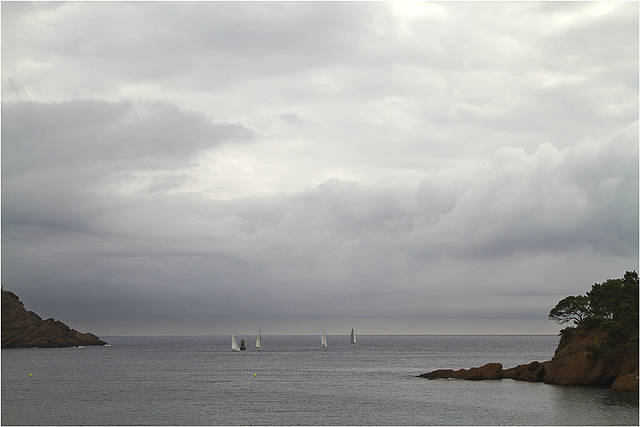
548,384,638,425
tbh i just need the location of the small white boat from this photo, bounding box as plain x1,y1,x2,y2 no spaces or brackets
256,330,262,351
231,334,240,351
350,328,357,345
321,328,327,348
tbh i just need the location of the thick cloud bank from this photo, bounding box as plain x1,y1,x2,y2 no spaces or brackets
2,2,637,335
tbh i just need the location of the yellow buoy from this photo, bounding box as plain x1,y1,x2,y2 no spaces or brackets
28,373,32,377
254,373,257,377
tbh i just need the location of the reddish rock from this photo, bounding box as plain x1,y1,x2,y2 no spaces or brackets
610,372,639,391
503,361,549,382
419,363,503,380
543,329,635,388
418,369,457,380
419,329,638,391
463,363,504,380
617,351,638,378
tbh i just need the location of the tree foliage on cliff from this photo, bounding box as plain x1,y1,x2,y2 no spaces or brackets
548,295,590,327
549,271,638,346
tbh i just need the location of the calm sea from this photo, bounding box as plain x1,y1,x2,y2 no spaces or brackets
2,335,638,425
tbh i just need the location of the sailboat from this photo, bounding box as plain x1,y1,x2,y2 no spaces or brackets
256,330,262,351
231,334,240,351
350,328,357,345
321,328,327,348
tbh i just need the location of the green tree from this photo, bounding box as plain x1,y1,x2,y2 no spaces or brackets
549,271,639,347
549,295,590,327
587,271,638,326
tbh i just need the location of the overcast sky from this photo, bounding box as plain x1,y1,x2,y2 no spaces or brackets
2,1,638,336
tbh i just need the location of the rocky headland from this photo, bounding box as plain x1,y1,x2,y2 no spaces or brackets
419,271,639,392
419,328,638,391
2,289,107,348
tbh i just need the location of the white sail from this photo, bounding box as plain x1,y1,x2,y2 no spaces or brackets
350,328,357,344
321,328,327,348
256,330,262,350
231,334,240,351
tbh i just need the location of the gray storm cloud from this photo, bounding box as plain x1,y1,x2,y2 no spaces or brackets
2,2,637,335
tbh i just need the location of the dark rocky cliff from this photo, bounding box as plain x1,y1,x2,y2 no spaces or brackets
419,328,638,391
542,327,637,390
2,289,107,348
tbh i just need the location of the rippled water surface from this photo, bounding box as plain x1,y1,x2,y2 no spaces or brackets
2,335,638,425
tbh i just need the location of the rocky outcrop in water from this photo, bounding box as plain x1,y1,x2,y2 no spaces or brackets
421,272,639,392
419,328,638,391
543,328,637,389
2,289,107,348
419,362,504,380
502,360,549,382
